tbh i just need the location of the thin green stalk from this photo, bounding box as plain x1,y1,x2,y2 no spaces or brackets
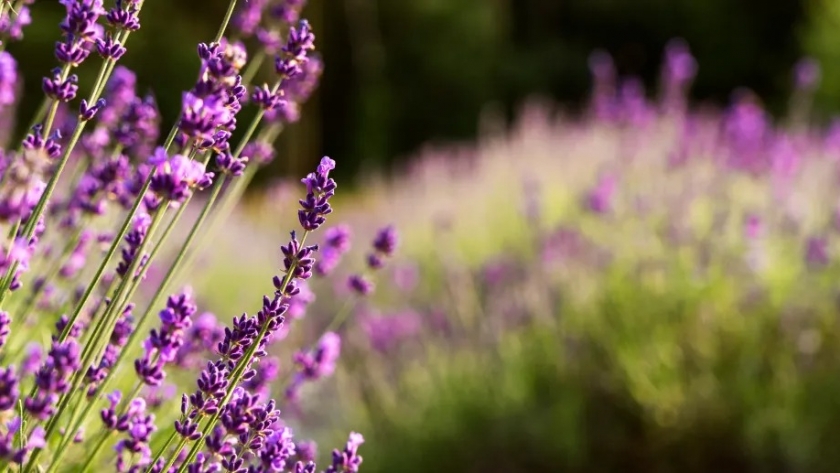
174,123,283,286
1,12,145,303
22,207,168,473
58,175,153,342
240,50,266,86
55,182,225,470
145,430,177,473
10,229,83,334
22,98,50,142
129,176,226,347
75,431,112,473
213,0,239,44
49,380,144,473
0,220,20,301
76,205,168,369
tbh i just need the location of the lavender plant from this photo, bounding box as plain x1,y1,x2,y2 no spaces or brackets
0,1,365,472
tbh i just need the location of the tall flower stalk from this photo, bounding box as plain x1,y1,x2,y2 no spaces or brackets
0,1,364,472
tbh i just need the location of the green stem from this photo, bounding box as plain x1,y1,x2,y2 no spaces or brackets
240,50,266,86
76,205,167,369
213,0,239,44
18,227,84,314
22,207,168,473
146,429,177,473
173,123,283,287
49,380,143,473
75,431,112,473
59,175,153,342
0,220,20,301
1,12,145,303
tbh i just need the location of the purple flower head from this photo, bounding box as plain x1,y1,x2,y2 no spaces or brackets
232,0,269,38
362,310,422,353
175,312,224,369
0,312,9,349
100,65,136,122
298,157,337,230
285,54,323,103
25,339,80,420
295,440,317,463
0,367,19,411
42,68,78,102
0,3,34,41
325,432,364,473
663,38,697,86
372,225,398,257
106,0,141,31
275,19,316,79
257,27,283,55
149,148,213,204
347,274,374,296
136,288,197,386
270,0,308,23
794,57,821,90
0,52,18,106
116,211,151,279
258,426,296,471
21,344,42,376
59,0,105,39
279,231,319,282
94,35,127,61
242,141,276,165
324,225,352,252
178,91,233,147
618,77,652,126
295,331,341,379
215,151,248,176
805,236,829,269
242,356,280,400
584,173,617,214
314,225,352,276
287,333,341,401
744,214,763,240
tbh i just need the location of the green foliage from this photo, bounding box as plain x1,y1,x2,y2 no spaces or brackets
803,0,840,116
340,266,840,473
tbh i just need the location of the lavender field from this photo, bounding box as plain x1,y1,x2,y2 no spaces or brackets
0,1,838,473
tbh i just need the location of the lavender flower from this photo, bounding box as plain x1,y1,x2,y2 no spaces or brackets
116,211,151,279
0,311,9,348
0,52,18,106
794,57,821,91
148,148,213,206
25,339,81,420
298,156,337,230
325,432,364,473
286,332,341,401
135,290,197,386
314,224,352,276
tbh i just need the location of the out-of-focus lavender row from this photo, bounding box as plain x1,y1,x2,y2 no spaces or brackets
222,40,840,472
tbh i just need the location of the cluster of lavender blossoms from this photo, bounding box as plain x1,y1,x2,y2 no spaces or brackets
0,1,369,472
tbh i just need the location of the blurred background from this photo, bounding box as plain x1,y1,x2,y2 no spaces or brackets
18,0,840,472
9,0,840,182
